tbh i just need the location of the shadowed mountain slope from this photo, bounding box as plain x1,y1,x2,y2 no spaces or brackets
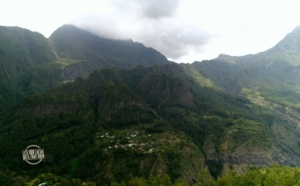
0,26,57,110
0,25,171,111
50,25,171,80
2,25,300,184
1,63,299,184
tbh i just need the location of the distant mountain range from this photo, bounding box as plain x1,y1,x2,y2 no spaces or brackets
0,25,170,111
1,24,300,184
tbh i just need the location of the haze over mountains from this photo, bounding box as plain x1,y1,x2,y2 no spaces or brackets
1,24,300,184
0,25,170,111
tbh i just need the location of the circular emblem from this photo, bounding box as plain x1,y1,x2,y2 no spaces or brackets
22,145,45,165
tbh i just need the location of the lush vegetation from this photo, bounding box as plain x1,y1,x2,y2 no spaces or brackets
50,25,170,80
0,26,57,110
0,25,170,111
2,165,300,185
0,64,287,184
2,25,300,185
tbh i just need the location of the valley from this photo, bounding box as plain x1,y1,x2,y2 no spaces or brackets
1,25,300,185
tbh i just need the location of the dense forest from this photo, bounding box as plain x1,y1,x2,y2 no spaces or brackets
1,165,300,185
1,25,300,185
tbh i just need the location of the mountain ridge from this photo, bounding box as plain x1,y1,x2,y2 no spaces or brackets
0,24,172,111
50,25,171,80
1,62,299,184
273,26,300,51
2,24,300,184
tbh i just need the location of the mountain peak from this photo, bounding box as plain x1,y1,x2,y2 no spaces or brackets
50,24,170,80
273,26,300,51
292,25,300,33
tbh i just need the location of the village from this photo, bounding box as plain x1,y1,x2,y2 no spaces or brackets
96,130,159,153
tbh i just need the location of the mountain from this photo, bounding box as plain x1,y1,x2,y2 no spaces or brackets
0,26,58,110
193,26,300,96
2,24,300,185
0,62,297,185
0,25,170,111
189,26,300,171
275,27,300,49
0,65,207,184
50,25,170,80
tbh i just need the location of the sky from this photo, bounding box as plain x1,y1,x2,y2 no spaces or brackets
1,0,300,63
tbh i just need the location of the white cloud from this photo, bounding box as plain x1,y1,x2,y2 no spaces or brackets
72,0,212,61
1,0,300,62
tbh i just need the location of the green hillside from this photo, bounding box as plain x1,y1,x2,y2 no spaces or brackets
50,25,170,80
0,26,58,110
0,25,170,111
2,25,300,185
0,65,206,184
0,63,294,185
192,26,300,111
